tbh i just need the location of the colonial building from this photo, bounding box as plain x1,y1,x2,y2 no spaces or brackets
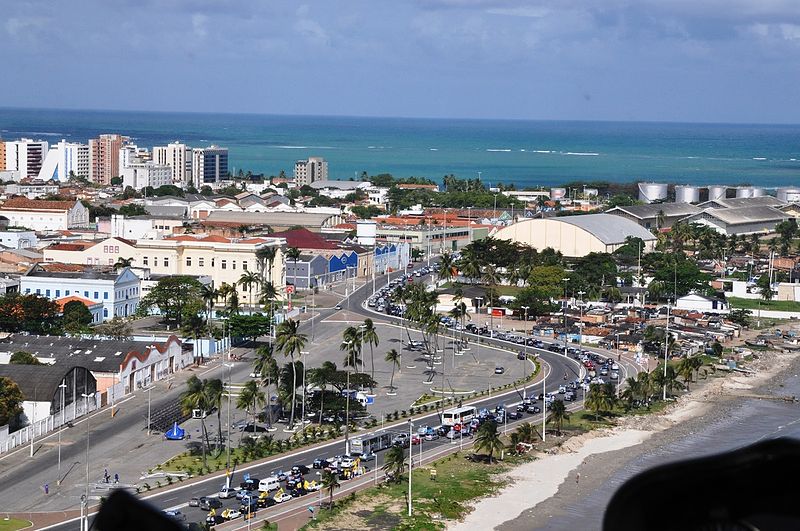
0,198,90,232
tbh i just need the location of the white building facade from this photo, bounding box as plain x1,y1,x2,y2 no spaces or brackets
153,142,192,185
120,161,172,190
5,139,48,179
191,146,228,188
294,156,328,186
37,140,90,182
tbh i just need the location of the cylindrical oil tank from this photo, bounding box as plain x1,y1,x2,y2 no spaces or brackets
752,187,766,197
674,185,700,203
707,185,728,201
735,186,756,198
550,187,566,200
638,182,668,203
777,187,800,203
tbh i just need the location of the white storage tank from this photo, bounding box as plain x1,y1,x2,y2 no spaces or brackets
707,185,728,201
550,187,566,200
777,187,800,203
735,186,756,198
674,185,700,203
638,182,668,203
752,187,766,197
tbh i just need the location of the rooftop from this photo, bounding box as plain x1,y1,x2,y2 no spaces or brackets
692,205,789,225
541,213,657,245
607,203,701,219
698,196,785,209
0,198,78,212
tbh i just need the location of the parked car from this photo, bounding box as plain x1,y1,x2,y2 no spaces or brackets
292,464,310,475
222,508,242,520
494,366,505,375
424,431,439,441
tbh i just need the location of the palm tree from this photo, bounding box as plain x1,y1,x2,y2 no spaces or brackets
382,446,406,482
253,345,278,427
385,348,400,394
200,284,218,335
113,257,133,271
237,380,266,432
547,399,570,436
238,271,262,314
255,246,278,285
620,376,642,410
361,318,379,391
321,470,340,510
340,326,362,369
585,383,615,421
473,420,504,463
275,319,307,430
515,422,536,443
310,361,337,424
180,375,212,469
437,252,455,284
285,246,301,288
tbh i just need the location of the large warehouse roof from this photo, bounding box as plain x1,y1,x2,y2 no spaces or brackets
551,214,657,245
607,203,700,220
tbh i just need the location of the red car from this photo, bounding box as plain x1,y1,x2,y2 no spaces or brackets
411,434,421,445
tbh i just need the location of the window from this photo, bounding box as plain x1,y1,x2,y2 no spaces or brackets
164,258,169,267
56,290,60,297
242,261,248,270
66,290,70,295
104,292,109,300
186,257,192,267
211,258,215,267
84,291,89,297
143,256,148,266
94,292,99,299
46,289,50,296
198,257,205,267
103,245,108,253
36,288,41,295
25,288,30,294
103,308,108,318
221,260,227,270
232,260,236,270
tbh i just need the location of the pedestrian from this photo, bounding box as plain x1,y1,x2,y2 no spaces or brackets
44,483,49,495
104,468,109,483
576,473,580,485
114,473,119,484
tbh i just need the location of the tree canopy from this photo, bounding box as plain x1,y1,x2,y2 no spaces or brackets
137,276,204,326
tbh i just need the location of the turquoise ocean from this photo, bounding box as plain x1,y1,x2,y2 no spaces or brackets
2,107,799,189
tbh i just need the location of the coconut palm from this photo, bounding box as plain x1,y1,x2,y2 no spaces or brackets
361,318,379,390
310,361,337,424
340,326,362,369
275,319,307,430
382,446,406,482
547,399,570,436
200,284,218,334
321,470,340,510
113,257,133,271
238,271,262,314
437,252,455,284
253,345,278,427
514,422,537,443
237,380,266,433
385,348,400,393
180,375,212,469
285,246,301,288
473,420,504,464
585,383,615,421
256,245,278,284
204,378,224,455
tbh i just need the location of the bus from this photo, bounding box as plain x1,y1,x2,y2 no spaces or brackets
441,406,477,427
350,431,392,456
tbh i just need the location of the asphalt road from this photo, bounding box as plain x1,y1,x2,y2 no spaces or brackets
43,263,636,530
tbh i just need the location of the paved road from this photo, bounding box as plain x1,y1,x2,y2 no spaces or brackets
41,263,637,530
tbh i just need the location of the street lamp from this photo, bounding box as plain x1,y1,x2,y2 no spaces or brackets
407,419,413,517
57,381,67,485
343,339,353,455
223,362,234,473
520,306,529,399
562,278,570,355
663,298,671,401
577,291,585,354
81,392,93,531
301,351,309,425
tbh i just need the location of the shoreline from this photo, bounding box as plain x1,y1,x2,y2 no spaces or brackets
447,345,799,531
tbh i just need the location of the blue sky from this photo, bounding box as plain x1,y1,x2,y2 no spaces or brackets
3,0,800,123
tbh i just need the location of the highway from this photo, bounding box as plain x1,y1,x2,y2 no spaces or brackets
42,262,637,530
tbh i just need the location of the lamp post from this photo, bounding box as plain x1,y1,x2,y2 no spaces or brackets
407,419,413,517
542,370,546,443
57,381,67,485
562,278,570,355
146,385,152,436
223,362,234,473
577,291,585,354
663,299,671,401
520,306,529,399
30,382,40,457
81,392,93,531
301,351,309,425
344,339,353,455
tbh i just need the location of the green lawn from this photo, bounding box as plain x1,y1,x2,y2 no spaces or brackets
0,518,32,531
728,297,800,312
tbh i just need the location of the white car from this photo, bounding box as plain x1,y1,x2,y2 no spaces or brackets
218,486,237,499
274,492,293,503
339,457,355,468
222,508,241,520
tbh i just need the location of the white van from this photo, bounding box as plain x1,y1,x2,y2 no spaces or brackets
258,476,280,492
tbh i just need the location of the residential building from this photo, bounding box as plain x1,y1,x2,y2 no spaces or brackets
294,156,328,186
37,140,90,181
191,146,228,188
308,179,368,199
5,181,60,199
153,142,192,185
0,198,90,232
89,134,129,185
4,138,48,179
675,293,729,313
20,264,141,320
118,144,152,169
0,140,4,171
0,228,38,249
120,160,172,190
0,248,42,274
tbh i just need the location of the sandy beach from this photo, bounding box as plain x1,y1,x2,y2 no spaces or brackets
447,341,800,531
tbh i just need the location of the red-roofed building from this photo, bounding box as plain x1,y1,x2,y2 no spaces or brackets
55,295,104,324
0,198,89,231
43,237,138,267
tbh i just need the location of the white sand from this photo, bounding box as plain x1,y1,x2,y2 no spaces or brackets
447,429,651,531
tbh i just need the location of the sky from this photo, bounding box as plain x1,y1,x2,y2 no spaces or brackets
3,0,800,123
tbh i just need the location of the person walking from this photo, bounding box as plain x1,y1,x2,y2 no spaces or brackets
576,473,580,485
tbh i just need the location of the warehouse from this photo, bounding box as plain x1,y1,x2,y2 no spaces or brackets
494,214,657,257
606,203,701,230
681,206,789,236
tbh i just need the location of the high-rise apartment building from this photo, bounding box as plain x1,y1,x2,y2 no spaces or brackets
0,140,5,171
294,156,328,186
191,146,228,188
5,138,48,179
120,145,170,190
89,134,129,185
38,140,90,181
154,142,192,185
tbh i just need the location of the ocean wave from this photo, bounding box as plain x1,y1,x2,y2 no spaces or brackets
429,148,438,151
486,148,512,152
532,150,553,154
753,157,767,161
564,151,599,156
8,131,63,137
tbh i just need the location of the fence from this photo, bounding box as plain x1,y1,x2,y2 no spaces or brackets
0,392,98,455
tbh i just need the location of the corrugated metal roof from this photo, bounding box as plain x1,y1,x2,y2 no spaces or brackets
694,206,788,225
607,203,701,219
553,214,657,244
697,196,785,209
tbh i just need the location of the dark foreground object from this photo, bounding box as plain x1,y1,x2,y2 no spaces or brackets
604,438,800,531
95,489,184,531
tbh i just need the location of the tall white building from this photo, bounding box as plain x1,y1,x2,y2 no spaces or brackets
294,156,328,186
191,146,228,188
154,142,192,185
120,145,171,190
5,138,48,179
37,140,89,181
